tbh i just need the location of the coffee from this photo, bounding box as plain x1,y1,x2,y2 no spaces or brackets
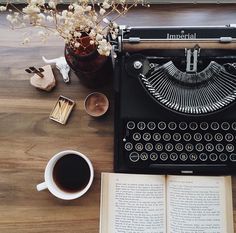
53,154,91,192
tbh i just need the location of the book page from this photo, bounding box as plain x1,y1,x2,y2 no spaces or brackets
167,176,233,233
100,173,166,233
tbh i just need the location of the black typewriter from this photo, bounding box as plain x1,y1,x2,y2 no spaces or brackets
113,25,236,175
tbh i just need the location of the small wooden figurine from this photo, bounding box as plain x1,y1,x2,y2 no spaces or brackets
27,65,56,91
42,56,70,83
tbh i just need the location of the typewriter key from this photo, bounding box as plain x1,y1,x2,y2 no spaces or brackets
195,143,204,152
200,122,209,130
206,143,214,152
179,122,188,130
160,153,168,161
209,153,218,162
180,153,188,161
199,153,208,161
226,144,234,153
211,122,219,130
147,122,156,130
194,133,202,142
125,142,133,151
216,144,224,153
225,133,234,142
231,122,236,130
150,153,158,161
173,133,181,141
221,122,230,131
129,152,139,162
140,152,148,161
229,153,236,162
189,153,198,161
170,153,178,161
214,133,223,142
204,133,213,142
143,133,151,141
219,153,227,162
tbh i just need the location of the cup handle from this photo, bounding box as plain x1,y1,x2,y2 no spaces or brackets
36,182,47,191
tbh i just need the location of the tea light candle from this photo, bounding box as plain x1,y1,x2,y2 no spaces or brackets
84,92,109,117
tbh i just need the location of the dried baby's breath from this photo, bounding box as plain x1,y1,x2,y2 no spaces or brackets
2,0,147,56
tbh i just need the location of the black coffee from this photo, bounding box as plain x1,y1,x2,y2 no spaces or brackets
53,154,91,192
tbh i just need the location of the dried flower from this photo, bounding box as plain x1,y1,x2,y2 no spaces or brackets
23,37,31,44
99,8,106,15
2,0,148,56
0,6,7,11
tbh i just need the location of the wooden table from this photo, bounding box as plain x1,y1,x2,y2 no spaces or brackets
0,4,236,233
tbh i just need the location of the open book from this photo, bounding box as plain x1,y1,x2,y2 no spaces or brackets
99,173,234,233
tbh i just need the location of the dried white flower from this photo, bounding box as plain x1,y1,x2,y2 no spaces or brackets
46,15,54,22
23,15,30,21
92,15,97,21
38,30,46,36
38,13,45,21
5,0,143,56
61,10,68,18
68,5,74,10
38,0,45,5
23,37,31,44
85,6,91,11
23,5,40,15
31,0,45,5
111,22,117,28
74,31,81,37
99,8,106,16
103,1,110,9
6,14,12,22
89,30,96,38
96,33,103,41
74,42,80,48
111,33,117,40
0,6,7,11
48,0,56,9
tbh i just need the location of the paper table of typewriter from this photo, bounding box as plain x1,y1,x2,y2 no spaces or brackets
113,25,236,175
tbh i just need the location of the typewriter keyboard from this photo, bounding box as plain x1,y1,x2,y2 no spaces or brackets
123,120,236,165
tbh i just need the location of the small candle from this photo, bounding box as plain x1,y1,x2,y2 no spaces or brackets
84,92,109,117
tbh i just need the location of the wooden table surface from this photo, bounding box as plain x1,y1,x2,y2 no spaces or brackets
0,4,236,233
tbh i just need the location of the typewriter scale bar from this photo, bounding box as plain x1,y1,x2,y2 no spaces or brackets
114,25,236,175
122,40,236,52
121,26,236,52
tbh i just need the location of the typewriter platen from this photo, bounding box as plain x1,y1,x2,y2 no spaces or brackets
113,25,236,175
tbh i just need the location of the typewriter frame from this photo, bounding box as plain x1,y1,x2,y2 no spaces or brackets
113,25,236,175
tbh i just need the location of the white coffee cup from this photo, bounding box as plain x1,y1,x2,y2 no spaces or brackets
36,150,94,200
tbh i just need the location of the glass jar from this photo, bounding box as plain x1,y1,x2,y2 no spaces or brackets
64,37,112,88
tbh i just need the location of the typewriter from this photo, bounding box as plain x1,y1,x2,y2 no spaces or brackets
113,25,236,175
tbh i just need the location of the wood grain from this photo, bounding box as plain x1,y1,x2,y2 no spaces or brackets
0,4,236,233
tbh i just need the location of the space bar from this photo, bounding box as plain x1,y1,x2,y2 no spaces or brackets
149,164,227,173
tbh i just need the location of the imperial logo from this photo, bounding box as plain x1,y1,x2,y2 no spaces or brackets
167,31,197,39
